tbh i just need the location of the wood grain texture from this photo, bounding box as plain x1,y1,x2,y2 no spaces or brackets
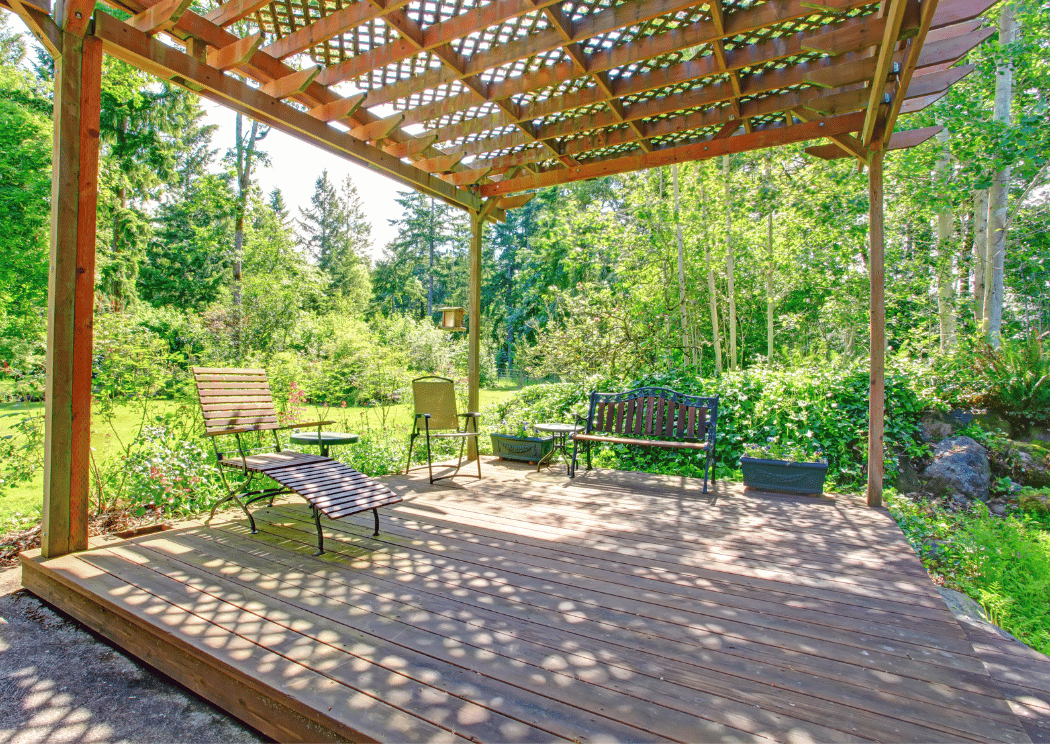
22,461,1038,743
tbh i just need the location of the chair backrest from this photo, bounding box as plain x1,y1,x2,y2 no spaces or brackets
412,376,460,431
193,367,280,436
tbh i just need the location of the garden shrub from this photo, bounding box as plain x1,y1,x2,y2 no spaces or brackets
123,424,227,516
485,361,930,489
890,494,1050,655
972,337,1050,435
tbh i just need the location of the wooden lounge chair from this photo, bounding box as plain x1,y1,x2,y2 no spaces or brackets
193,367,402,555
406,375,482,484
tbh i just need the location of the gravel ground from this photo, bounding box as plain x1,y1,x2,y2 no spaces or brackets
0,566,267,744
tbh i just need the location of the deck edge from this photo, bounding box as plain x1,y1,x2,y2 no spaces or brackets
19,551,369,744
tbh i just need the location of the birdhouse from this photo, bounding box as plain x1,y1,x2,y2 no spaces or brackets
437,307,466,332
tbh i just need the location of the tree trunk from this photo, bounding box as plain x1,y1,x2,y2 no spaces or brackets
934,129,956,350
722,155,737,370
765,154,775,361
427,198,435,316
985,3,1017,345
232,114,265,353
701,182,722,376
672,165,694,365
972,190,989,322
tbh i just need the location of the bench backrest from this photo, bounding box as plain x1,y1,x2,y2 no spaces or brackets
193,367,280,436
585,387,718,444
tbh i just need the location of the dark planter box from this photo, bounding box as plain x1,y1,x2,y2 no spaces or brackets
740,456,829,495
491,433,553,463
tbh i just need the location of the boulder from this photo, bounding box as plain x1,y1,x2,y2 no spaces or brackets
921,436,991,502
973,410,1013,437
1009,441,1050,488
919,410,956,443
892,455,922,494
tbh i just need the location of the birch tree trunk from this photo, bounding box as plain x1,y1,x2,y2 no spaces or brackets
722,155,737,370
934,128,956,350
973,190,989,323
701,182,722,375
767,210,775,361
672,165,695,365
985,3,1017,345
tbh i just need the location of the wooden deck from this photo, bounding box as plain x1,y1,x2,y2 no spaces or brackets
20,459,1042,743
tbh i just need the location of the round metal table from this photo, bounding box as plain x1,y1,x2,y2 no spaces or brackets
532,422,580,474
289,431,360,457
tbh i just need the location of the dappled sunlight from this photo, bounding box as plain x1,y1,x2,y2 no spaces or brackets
20,462,1038,742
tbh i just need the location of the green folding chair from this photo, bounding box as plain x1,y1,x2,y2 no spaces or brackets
406,375,482,484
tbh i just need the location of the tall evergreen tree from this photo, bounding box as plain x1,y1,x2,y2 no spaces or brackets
298,170,346,274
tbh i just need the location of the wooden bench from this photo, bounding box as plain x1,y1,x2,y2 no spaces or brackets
570,386,718,493
193,367,402,555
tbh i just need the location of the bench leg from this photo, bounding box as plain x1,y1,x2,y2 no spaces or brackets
570,440,578,478
702,451,714,494
586,441,592,471
372,507,379,537
312,505,325,556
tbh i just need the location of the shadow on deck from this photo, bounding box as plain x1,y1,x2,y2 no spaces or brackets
19,458,1047,743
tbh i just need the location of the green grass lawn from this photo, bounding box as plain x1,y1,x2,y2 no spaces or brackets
0,388,518,528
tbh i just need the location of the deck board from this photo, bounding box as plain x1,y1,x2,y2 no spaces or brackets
21,459,1041,743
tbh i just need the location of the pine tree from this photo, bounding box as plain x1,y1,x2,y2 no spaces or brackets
269,187,289,224
298,170,346,274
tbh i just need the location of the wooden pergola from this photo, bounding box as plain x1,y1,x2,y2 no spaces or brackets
3,0,993,557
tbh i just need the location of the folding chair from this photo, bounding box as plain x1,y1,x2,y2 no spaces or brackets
406,375,482,484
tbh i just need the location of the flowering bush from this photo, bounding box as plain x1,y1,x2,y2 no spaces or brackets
124,425,226,516
743,437,825,464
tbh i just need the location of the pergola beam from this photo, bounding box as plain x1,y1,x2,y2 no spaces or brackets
862,0,912,146
479,111,866,196
93,12,486,214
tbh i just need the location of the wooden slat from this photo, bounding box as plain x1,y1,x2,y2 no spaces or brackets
21,462,1040,744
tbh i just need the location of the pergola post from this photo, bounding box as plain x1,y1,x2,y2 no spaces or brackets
42,31,102,557
866,149,885,508
467,210,482,460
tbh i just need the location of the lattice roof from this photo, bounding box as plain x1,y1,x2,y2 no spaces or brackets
4,0,997,213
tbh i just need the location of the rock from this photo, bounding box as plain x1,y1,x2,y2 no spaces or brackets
1027,428,1050,445
992,503,1007,516
919,410,956,443
892,455,923,494
921,436,992,502
973,410,1013,437
1019,491,1049,514
1008,441,1050,488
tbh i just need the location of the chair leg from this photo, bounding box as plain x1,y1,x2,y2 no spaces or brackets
209,491,257,534
476,443,482,479
312,505,325,556
586,441,593,471
406,432,416,475
372,508,379,537
570,440,578,478
424,426,434,484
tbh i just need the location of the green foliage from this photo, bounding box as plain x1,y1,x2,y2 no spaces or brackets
123,424,226,516
0,47,50,356
973,337,1050,433
0,407,43,489
489,362,929,488
889,494,1050,654
140,172,236,309
742,437,824,464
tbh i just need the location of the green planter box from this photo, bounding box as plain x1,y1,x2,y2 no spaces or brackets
740,456,828,495
491,433,553,463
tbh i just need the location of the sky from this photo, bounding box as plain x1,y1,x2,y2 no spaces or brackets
200,100,405,261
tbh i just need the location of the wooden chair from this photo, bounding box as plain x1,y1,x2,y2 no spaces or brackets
193,367,401,555
406,375,482,484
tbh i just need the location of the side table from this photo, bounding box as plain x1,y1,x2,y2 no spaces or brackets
289,430,360,458
532,422,580,474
